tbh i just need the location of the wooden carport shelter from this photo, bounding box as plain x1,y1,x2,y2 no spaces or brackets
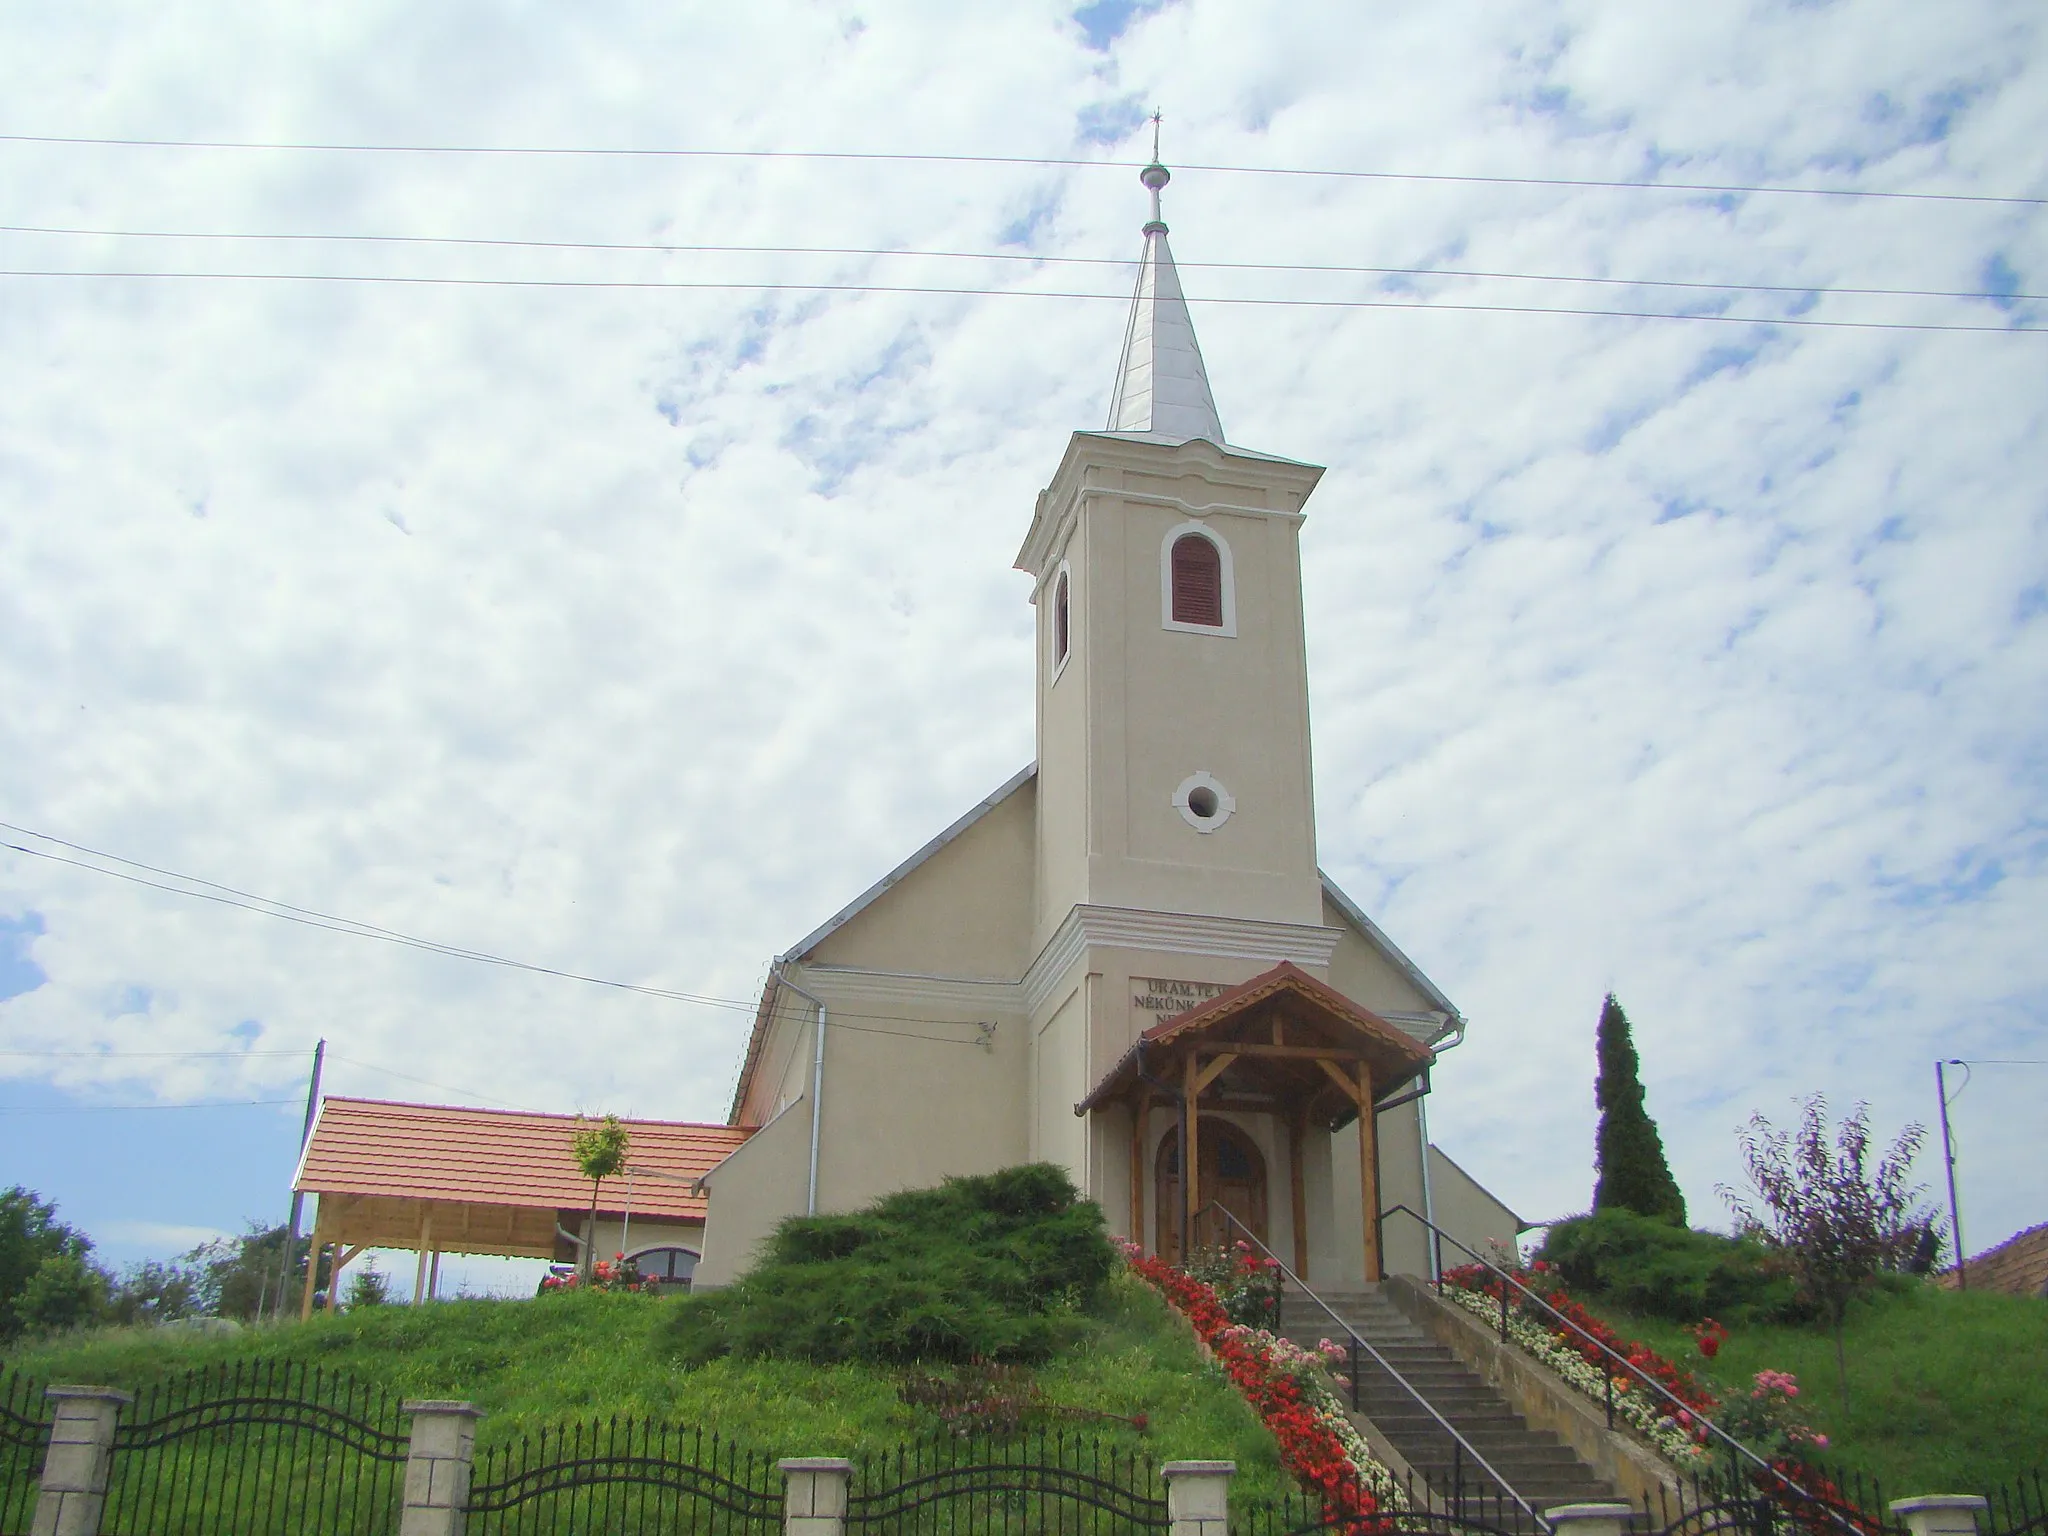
292,1097,750,1316
1078,961,1435,1282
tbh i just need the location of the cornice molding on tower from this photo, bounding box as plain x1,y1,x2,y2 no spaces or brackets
1021,902,1342,1017
1014,432,1324,579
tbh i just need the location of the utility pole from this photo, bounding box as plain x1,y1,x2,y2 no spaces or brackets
1936,1058,1966,1291
270,1040,326,1319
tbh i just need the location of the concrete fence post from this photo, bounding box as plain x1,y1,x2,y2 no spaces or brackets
1544,1503,1638,1536
398,1400,484,1536
1163,1460,1236,1536
1891,1497,1991,1536
780,1458,852,1536
30,1387,132,1536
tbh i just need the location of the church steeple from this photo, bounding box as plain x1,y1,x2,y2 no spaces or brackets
1103,147,1225,446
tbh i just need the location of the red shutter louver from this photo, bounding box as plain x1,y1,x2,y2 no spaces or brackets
1170,534,1223,626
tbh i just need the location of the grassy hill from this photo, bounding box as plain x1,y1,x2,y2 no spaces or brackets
2,1271,1297,1501
1573,1280,2046,1494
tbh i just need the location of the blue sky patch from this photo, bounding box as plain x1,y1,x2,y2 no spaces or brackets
1076,96,1148,146
1073,0,1167,52
1981,254,2021,311
0,911,46,1002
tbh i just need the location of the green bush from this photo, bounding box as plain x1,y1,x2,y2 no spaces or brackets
1539,1209,1812,1324
665,1164,1115,1367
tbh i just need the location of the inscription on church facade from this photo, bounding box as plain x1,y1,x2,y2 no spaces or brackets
1132,977,1230,1017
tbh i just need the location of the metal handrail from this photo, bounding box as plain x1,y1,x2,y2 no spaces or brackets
1377,1203,1868,1536
1193,1199,1550,1531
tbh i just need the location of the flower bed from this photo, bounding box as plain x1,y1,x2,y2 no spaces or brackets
1119,1242,1402,1535
1440,1261,1716,1466
1438,1265,1861,1534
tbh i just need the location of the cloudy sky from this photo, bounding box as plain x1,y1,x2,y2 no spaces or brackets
2,0,2042,1295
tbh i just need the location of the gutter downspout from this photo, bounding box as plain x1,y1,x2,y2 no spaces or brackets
1418,1014,1467,1283
776,962,828,1217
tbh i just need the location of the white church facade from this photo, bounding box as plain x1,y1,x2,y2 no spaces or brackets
689,157,1521,1291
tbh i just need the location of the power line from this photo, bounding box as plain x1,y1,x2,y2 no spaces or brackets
0,269,2034,335
0,1098,298,1114
0,134,2037,208
0,825,1000,1046
0,1048,303,1059
3,224,2034,304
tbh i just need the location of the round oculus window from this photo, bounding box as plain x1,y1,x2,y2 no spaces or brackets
1173,772,1236,833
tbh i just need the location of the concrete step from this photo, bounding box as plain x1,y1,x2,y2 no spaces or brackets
1286,1283,1625,1514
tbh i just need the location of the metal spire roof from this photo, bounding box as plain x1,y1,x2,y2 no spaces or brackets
1103,154,1226,446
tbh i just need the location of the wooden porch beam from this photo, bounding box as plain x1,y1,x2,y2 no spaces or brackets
1129,1090,1148,1256
1192,1053,1237,1096
1289,1110,1308,1279
1318,1056,1365,1103
1214,1042,1370,1062
1183,1052,1201,1256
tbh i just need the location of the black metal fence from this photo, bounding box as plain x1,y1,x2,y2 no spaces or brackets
847,1429,1169,1534
0,1370,51,1536
467,1418,782,1535
98,1360,408,1536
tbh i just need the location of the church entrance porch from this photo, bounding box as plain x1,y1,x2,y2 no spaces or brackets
1080,961,1434,1283
1154,1119,1268,1263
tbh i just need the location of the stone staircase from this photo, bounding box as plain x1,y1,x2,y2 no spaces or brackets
1278,1286,1621,1516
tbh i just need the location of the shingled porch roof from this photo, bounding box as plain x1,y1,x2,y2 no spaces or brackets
1075,960,1435,1121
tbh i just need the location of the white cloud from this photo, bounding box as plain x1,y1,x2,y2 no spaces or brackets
0,0,2042,1260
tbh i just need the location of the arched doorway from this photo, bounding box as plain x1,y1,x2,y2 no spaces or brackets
1155,1120,1268,1263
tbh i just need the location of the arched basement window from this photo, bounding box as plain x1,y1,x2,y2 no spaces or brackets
1170,534,1224,627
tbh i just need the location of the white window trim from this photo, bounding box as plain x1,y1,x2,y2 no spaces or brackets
1050,559,1074,684
1159,521,1237,638
1173,770,1237,833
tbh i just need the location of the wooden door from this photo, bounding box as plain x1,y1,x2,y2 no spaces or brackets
1155,1121,1269,1263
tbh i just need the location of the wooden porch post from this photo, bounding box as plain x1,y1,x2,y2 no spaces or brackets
1183,1052,1201,1256
1357,1063,1381,1283
1289,1109,1309,1279
1129,1092,1148,1255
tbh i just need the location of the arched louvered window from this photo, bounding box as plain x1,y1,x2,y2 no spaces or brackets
1170,533,1224,627
1053,569,1071,667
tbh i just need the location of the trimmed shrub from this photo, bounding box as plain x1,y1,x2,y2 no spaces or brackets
1539,1208,1811,1325
665,1163,1115,1367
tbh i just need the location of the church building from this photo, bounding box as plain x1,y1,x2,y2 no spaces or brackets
690,157,1521,1290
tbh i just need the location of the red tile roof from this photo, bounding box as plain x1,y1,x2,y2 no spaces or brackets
294,1097,750,1223
1941,1221,2048,1299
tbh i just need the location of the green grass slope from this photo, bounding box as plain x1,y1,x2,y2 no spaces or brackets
1577,1282,2046,1493
2,1273,1294,1501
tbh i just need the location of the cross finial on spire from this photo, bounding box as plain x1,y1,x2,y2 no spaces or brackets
1140,110,1170,233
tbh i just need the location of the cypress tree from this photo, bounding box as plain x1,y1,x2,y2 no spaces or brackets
1591,994,1687,1224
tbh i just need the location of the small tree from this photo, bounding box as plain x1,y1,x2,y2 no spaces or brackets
344,1264,392,1309
1719,1095,1936,1406
1592,994,1687,1224
570,1114,631,1282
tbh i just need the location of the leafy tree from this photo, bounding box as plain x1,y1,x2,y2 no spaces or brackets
570,1114,630,1281
9,1252,109,1336
107,1261,203,1326
184,1223,320,1319
0,1187,97,1339
1719,1094,1937,1406
1592,994,1687,1224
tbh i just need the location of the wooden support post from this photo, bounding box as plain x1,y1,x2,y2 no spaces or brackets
1183,1052,1201,1256
428,1251,441,1302
1357,1062,1381,1283
1129,1092,1148,1255
1288,1110,1308,1279
412,1210,433,1305
298,1225,325,1321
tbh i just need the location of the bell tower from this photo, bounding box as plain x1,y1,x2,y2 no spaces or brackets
1014,155,1328,952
